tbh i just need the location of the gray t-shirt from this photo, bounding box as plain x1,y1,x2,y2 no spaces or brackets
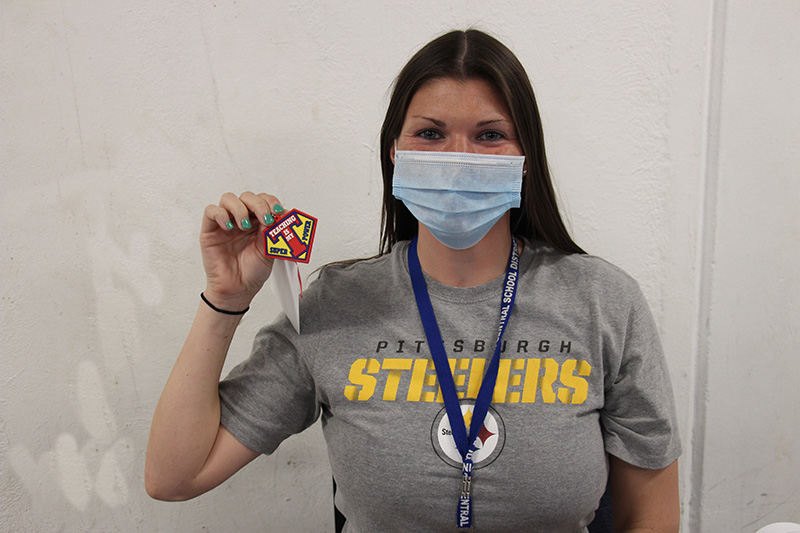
219,240,681,532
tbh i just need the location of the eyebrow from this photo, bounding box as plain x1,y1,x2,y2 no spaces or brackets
413,116,511,127
477,118,510,127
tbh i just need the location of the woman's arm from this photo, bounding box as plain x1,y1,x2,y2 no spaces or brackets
145,192,281,501
144,303,259,501
608,456,680,532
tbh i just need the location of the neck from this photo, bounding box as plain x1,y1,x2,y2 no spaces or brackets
416,216,515,288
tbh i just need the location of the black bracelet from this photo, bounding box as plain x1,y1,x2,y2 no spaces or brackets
200,292,250,315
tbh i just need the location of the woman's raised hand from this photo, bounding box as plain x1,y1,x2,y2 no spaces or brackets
200,192,284,311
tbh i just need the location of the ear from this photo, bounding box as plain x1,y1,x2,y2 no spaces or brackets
390,142,396,165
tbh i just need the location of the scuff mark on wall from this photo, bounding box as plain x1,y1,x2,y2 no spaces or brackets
9,359,133,511
6,181,162,512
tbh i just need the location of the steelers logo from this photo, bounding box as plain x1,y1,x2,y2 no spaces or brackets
430,400,505,469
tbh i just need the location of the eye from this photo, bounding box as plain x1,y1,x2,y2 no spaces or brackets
478,130,506,142
416,129,442,140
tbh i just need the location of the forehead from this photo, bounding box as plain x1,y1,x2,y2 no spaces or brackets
406,77,511,118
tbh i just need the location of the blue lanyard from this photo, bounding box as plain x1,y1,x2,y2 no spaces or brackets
407,236,520,531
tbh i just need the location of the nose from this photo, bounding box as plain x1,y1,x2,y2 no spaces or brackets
447,135,472,153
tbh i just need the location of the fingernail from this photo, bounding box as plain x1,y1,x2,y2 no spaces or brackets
264,213,275,225
273,204,284,214
225,221,234,230
241,218,252,229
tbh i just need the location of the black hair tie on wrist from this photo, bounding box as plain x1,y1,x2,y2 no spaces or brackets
201,292,250,315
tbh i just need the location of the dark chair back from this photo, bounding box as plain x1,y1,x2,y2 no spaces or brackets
587,483,613,533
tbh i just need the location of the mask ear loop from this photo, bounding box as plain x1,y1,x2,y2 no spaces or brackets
512,162,527,236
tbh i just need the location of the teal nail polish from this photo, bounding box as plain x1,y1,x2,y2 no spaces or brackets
242,218,252,229
264,213,275,225
225,221,234,230
273,204,284,214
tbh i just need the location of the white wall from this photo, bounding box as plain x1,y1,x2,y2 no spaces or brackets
688,1,800,530
1,1,797,531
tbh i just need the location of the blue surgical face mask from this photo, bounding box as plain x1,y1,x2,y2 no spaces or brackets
392,150,525,250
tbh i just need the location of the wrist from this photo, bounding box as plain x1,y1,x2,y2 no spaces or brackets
200,292,250,316
201,288,255,314
193,299,245,336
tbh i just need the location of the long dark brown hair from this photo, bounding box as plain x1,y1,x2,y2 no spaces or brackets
378,29,585,255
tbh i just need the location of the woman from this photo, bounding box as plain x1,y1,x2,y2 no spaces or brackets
146,30,681,531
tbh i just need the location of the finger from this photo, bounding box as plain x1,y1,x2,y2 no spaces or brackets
240,191,276,227
202,204,235,232
256,193,287,223
219,192,254,230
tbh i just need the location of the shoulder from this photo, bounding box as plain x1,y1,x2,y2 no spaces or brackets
522,241,646,311
305,241,411,304
317,242,407,284
526,241,640,288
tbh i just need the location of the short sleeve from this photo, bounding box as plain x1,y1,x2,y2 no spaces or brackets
600,287,682,469
219,312,321,456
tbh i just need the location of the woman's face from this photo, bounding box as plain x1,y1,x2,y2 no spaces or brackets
395,77,522,157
